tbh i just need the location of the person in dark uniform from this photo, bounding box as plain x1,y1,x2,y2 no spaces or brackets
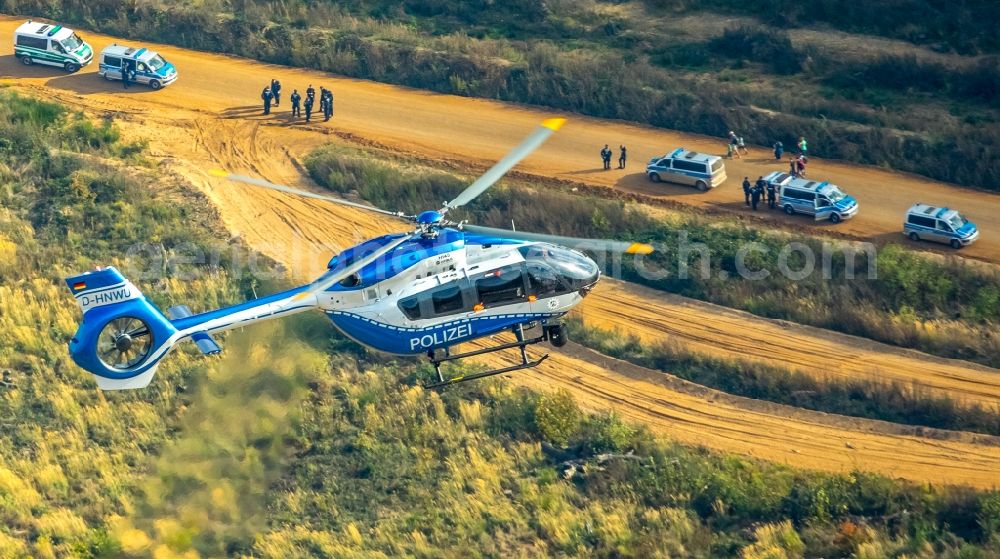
750,182,762,210
766,179,777,209
122,61,134,89
323,89,334,121
319,90,328,122
618,145,627,169
270,79,282,106
742,176,751,206
789,157,798,177
304,94,314,122
773,141,784,160
601,145,612,170
290,89,301,118
306,84,315,102
261,87,273,115
752,176,766,211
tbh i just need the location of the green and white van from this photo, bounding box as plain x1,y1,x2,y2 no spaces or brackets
14,20,93,73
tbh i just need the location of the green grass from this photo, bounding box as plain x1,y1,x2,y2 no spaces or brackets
2,89,999,558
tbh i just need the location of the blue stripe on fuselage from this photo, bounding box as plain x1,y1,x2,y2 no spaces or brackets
326,311,562,354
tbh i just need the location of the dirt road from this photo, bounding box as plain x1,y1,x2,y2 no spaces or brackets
7,19,1000,487
3,16,1000,264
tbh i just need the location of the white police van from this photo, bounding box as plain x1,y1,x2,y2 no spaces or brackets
98,44,178,89
646,148,726,191
904,204,979,249
763,171,859,223
13,20,93,72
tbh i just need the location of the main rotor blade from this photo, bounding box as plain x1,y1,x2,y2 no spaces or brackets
283,231,418,308
441,118,565,214
208,169,411,221
461,224,653,255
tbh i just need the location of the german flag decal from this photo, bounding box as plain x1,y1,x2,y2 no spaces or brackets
72,281,87,291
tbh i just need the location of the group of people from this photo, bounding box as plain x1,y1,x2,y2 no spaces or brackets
742,175,777,211
600,144,627,170
261,79,335,122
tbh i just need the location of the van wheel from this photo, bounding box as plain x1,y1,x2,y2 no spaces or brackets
104,72,114,81
908,232,920,242
829,213,841,224
649,172,661,183
950,239,961,249
695,180,708,191
64,62,80,73
784,205,795,216
20,55,32,66
149,79,162,90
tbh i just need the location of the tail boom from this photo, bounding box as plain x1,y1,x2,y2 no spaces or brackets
65,267,316,389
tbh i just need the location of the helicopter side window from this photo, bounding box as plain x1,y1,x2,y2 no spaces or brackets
432,284,465,315
399,294,422,320
475,264,526,308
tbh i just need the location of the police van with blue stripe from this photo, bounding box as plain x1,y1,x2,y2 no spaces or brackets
763,171,859,223
98,44,178,90
14,20,93,73
904,204,979,249
646,148,727,191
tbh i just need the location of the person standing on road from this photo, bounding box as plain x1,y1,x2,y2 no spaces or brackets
290,89,301,118
601,145,612,170
306,84,315,102
751,176,766,211
797,155,807,177
773,141,784,160
304,94,314,122
618,145,627,169
766,179,777,209
261,86,273,115
737,136,748,156
323,89,334,121
789,157,798,177
270,79,282,106
742,176,752,207
122,61,135,90
797,136,807,156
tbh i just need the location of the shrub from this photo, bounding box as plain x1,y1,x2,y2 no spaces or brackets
533,390,581,446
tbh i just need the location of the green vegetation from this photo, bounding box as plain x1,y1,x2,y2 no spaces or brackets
565,317,1000,436
7,0,1000,189
304,145,1000,368
1,89,1000,557
0,88,253,556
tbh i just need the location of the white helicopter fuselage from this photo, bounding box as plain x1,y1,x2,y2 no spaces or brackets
317,233,598,355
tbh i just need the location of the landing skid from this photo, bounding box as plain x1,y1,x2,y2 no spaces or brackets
424,323,550,389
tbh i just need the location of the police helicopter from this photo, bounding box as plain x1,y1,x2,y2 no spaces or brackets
64,118,653,390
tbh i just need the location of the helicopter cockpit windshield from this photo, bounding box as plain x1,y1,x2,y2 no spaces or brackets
520,245,600,295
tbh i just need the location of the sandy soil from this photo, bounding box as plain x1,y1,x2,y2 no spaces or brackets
7,18,1000,488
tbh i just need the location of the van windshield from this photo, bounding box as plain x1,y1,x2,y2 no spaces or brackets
825,187,847,203
710,159,723,172
61,33,84,51
945,214,967,229
147,54,167,71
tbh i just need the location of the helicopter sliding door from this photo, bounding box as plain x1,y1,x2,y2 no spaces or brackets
473,264,527,309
